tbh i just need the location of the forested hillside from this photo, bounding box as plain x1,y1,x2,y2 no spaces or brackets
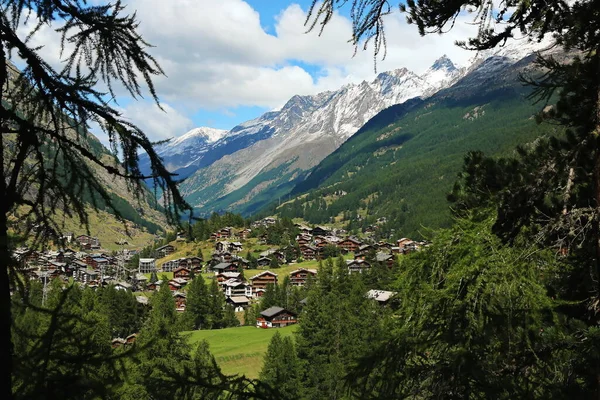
269,54,560,239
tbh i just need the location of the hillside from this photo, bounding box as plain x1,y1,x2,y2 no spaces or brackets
4,59,168,247
269,53,562,239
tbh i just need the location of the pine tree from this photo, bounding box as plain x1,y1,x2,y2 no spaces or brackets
183,274,210,330
259,333,302,400
207,279,224,329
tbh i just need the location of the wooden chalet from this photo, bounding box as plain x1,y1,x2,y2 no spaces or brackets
338,238,362,253
173,266,191,280
300,244,318,260
256,306,297,328
346,259,371,274
156,244,175,258
212,262,238,274
250,271,278,296
215,241,231,253
256,257,272,267
376,253,395,268
312,226,331,237
239,228,252,239
289,268,317,287
173,292,186,312
125,333,138,345
216,271,241,282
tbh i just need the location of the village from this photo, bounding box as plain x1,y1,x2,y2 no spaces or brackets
13,217,424,333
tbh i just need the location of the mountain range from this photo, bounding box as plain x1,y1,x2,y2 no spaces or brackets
140,36,555,220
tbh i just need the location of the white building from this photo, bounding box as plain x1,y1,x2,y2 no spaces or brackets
139,258,156,274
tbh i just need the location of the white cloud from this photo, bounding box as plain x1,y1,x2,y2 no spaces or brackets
120,102,194,141
10,0,484,141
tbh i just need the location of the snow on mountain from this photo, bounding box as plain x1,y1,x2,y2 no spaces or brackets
159,127,227,157
179,56,463,213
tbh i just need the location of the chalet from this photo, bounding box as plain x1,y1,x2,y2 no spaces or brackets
239,228,252,239
188,257,203,269
260,249,285,262
289,268,317,287
135,274,148,288
212,262,238,273
377,241,393,250
358,244,375,254
221,279,252,298
147,280,162,291
312,226,331,237
125,333,138,345
156,244,175,258
114,281,132,291
76,234,100,248
111,338,126,348
168,277,188,291
296,235,312,246
295,224,313,235
173,292,186,312
138,258,156,274
391,246,402,254
231,257,249,270
256,256,272,267
367,289,397,305
85,255,109,269
216,271,241,282
215,227,233,239
230,242,243,253
256,306,297,328
161,259,179,272
263,217,277,226
300,245,318,260
397,238,419,253
226,296,250,312
250,271,278,296
75,268,99,284
173,266,191,280
338,238,362,253
215,241,231,253
346,259,371,274
376,253,395,268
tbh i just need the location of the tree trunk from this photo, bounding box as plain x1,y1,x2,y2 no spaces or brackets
0,39,14,400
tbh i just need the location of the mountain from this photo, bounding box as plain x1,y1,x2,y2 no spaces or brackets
268,41,563,239
178,56,463,216
138,127,227,180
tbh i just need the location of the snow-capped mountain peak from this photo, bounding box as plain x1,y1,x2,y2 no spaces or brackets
170,127,227,147
430,54,457,72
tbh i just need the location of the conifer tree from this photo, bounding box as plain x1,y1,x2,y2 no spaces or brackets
259,333,302,400
207,279,224,329
183,274,210,330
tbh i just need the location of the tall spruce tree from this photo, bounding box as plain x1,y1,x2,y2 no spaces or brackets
183,274,210,330
259,333,302,400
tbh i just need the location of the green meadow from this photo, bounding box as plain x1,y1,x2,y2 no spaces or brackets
185,325,299,379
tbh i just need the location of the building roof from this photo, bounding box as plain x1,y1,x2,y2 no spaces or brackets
290,268,317,275
213,262,234,270
139,258,155,263
366,289,397,303
228,296,250,304
136,296,149,305
376,253,393,262
260,306,286,318
250,270,278,280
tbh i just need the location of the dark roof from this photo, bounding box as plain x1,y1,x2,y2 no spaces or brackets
260,306,286,318
213,262,234,270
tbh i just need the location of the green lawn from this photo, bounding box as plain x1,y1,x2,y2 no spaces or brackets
185,325,298,378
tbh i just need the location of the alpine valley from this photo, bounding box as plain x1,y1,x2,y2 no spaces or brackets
142,38,558,237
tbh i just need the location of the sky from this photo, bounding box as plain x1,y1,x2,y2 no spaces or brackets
14,0,482,145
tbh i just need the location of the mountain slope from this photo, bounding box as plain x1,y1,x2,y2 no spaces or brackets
179,57,462,216
268,50,563,239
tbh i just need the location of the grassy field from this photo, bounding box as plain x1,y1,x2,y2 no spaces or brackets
185,325,299,378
